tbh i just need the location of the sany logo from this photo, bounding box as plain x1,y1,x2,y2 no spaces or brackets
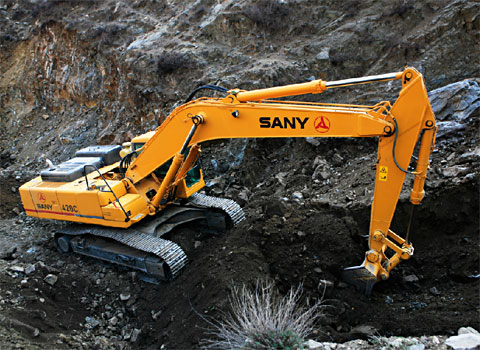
37,193,46,203
314,116,330,133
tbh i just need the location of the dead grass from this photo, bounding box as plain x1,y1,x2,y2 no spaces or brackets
202,281,324,350
156,52,188,75
386,0,414,17
243,0,289,31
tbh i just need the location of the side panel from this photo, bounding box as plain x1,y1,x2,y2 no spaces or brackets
101,193,148,222
20,173,144,228
56,190,82,218
57,184,105,220
19,178,42,217
97,181,128,207
29,182,64,218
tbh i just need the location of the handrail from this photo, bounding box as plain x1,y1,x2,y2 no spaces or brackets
83,165,130,222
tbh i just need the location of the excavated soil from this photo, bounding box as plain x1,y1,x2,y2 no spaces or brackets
0,137,478,349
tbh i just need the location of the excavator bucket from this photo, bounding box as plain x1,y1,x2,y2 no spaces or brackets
342,261,379,296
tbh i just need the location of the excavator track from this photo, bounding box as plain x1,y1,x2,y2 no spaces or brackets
56,225,187,280
188,192,246,226
55,193,245,281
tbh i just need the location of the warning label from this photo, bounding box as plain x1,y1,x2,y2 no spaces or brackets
379,166,388,181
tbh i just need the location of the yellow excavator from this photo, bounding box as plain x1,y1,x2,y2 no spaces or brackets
19,67,436,294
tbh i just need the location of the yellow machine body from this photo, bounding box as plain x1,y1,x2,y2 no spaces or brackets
19,67,437,293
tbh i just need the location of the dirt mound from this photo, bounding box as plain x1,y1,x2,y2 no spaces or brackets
0,173,477,349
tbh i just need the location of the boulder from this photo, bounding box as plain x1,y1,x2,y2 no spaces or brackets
428,80,480,138
446,332,480,350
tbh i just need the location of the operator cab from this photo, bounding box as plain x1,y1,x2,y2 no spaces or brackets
123,131,202,188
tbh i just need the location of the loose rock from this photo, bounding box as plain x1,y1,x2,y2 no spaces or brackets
108,316,118,326
408,344,425,350
446,333,480,350
403,274,419,283
131,328,141,343
33,328,40,337
350,324,377,338
24,264,35,275
9,266,24,273
292,191,303,200
305,339,323,349
120,293,131,301
43,274,58,286
85,316,100,329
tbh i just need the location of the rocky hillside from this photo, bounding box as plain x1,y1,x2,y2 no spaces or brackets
0,1,479,349
1,0,479,169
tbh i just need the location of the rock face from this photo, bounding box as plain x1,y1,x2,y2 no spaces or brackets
429,80,480,138
1,0,479,171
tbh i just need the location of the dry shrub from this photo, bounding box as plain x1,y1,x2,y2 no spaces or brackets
157,52,187,74
202,281,324,350
243,0,289,30
329,49,350,66
343,0,363,18
386,0,414,17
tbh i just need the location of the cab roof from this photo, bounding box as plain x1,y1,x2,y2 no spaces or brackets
131,131,155,144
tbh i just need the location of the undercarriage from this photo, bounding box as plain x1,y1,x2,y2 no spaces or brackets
53,193,245,282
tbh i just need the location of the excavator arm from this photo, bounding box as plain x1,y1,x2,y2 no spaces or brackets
344,69,437,294
124,67,436,294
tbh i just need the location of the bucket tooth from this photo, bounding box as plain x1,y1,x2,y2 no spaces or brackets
342,261,379,296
